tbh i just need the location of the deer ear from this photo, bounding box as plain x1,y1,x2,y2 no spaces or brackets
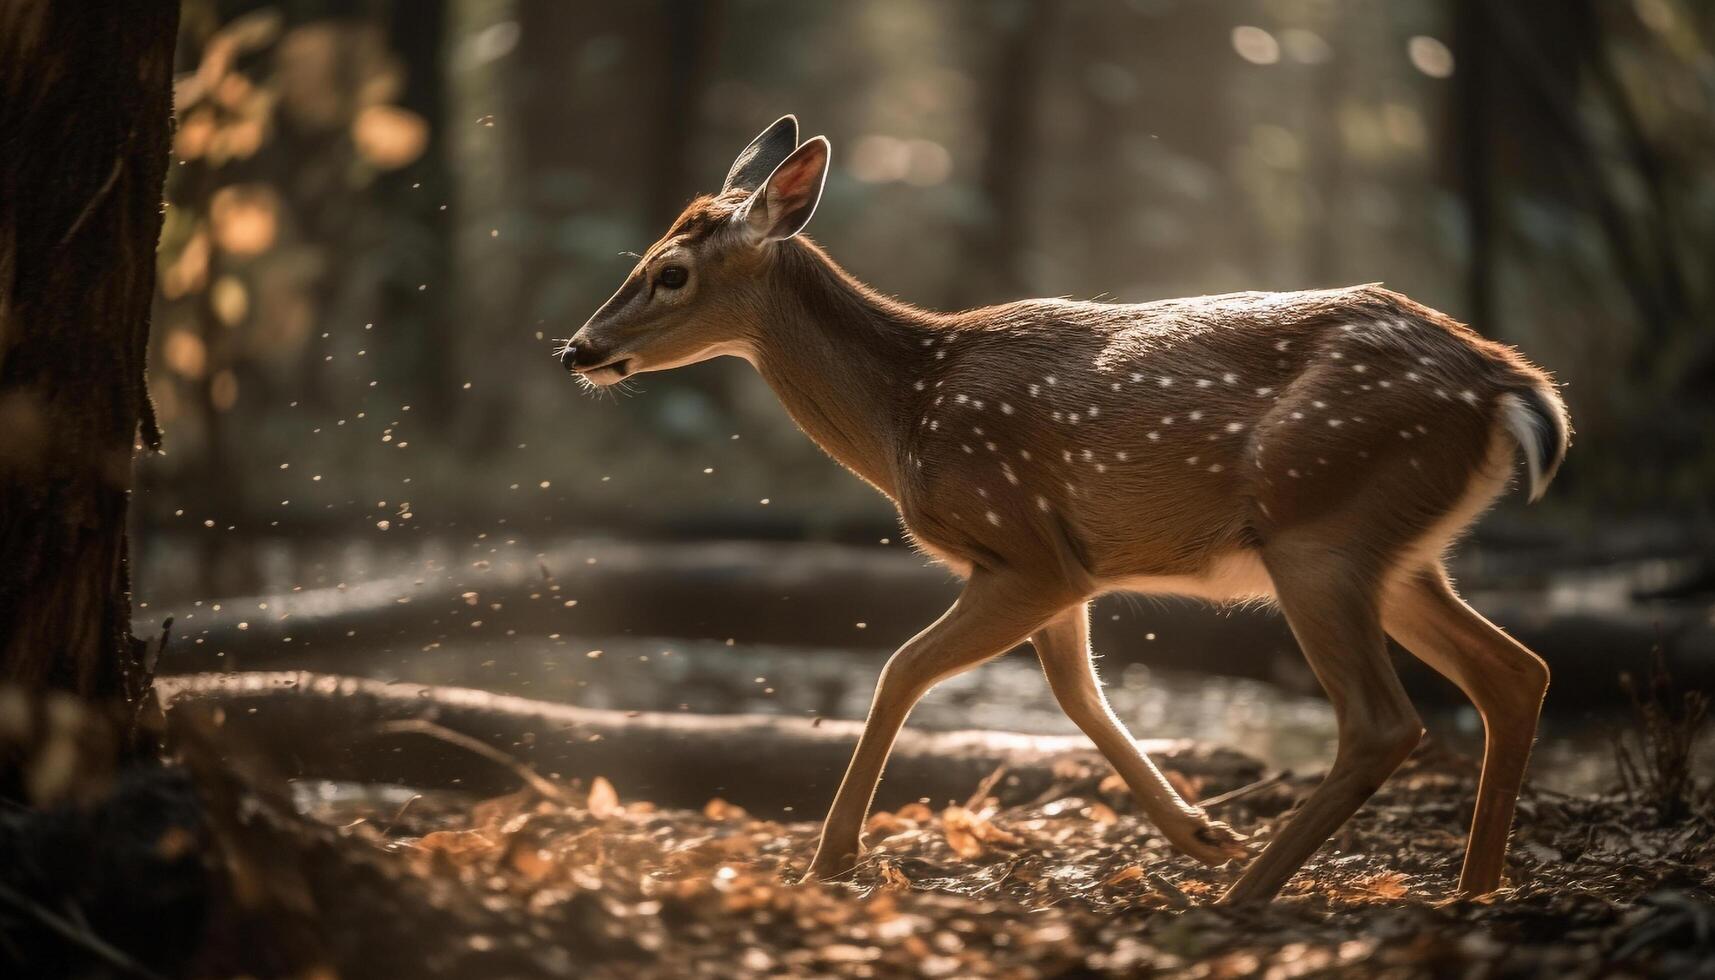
737,136,830,244
723,114,799,194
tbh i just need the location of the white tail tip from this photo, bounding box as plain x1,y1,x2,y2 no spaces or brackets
1497,389,1568,503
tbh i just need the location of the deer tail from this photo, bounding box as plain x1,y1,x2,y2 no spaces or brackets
1496,382,1570,503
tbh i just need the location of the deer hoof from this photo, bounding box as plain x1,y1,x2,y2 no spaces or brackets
1175,819,1253,867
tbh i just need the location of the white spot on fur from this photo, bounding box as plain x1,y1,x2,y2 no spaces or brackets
1146,431,1159,441
1000,402,1014,414
1188,410,1203,421
1036,495,1050,511
1225,422,1245,433
1256,387,1273,397
986,511,1001,526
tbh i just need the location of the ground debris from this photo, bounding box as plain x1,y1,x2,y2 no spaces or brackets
274,747,1715,978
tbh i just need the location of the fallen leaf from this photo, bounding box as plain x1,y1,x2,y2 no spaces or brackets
588,777,620,818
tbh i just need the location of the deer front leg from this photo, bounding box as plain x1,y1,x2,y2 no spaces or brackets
1033,604,1250,866
802,570,1065,881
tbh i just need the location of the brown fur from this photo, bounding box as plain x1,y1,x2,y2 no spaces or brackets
567,129,1571,903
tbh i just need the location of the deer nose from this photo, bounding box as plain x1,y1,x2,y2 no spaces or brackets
561,338,605,368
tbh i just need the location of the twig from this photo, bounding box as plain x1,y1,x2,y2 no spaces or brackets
379,793,424,837
964,764,1008,811
1198,772,1289,810
372,719,574,805
0,881,166,980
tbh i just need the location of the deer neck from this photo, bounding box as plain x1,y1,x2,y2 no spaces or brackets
745,239,936,499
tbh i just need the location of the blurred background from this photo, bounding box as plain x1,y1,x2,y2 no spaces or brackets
138,0,1715,788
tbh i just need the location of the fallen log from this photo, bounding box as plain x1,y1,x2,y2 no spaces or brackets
156,671,1263,817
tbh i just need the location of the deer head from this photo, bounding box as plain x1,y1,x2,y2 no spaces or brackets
559,115,832,387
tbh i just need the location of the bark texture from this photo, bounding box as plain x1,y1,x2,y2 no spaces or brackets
0,0,180,700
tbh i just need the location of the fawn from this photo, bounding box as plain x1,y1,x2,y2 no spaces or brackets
560,116,1569,904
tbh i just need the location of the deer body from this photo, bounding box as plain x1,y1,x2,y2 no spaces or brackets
564,117,1569,904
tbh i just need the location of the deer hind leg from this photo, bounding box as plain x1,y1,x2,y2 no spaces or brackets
1219,536,1424,905
1032,603,1250,865
1384,563,1548,896
802,569,1066,881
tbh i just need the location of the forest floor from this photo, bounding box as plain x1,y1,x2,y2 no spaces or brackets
230,741,1713,978
5,677,1713,978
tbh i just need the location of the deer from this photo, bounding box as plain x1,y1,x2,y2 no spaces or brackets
558,116,1570,904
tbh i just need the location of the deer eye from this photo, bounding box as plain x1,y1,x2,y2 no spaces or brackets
658,265,688,289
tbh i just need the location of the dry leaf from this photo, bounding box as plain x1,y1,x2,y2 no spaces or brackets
895,802,934,823
867,810,907,836
588,776,620,818
941,805,1024,859
1104,865,1145,887
878,860,912,892
703,797,747,821
1352,870,1410,900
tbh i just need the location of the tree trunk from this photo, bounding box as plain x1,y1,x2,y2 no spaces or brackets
0,0,179,703
1453,0,1495,334
957,0,1056,306
157,671,1266,818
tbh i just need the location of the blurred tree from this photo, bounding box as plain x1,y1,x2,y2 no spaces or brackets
956,0,1055,305
0,0,179,699
377,0,459,427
